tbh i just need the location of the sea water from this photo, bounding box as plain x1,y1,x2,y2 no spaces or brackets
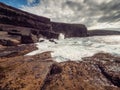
26,35,120,62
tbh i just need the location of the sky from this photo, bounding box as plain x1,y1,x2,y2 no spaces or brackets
0,0,120,30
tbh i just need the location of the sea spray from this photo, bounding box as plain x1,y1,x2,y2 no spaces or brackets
58,33,65,40
26,35,120,62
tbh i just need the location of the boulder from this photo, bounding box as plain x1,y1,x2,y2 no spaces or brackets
0,31,21,46
39,30,59,39
0,44,37,58
0,37,20,46
21,34,38,44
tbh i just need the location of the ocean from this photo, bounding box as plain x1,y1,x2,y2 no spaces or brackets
26,35,120,62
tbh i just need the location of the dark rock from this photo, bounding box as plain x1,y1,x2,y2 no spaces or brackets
0,31,21,46
8,29,22,36
39,40,45,42
50,64,62,75
21,34,38,44
51,22,87,38
0,2,51,30
88,30,120,36
39,30,59,39
0,2,57,44
0,2,88,45
49,39,57,44
0,37,20,46
0,44,37,58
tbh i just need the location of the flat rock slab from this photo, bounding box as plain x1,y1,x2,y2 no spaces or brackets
0,44,37,58
0,52,120,90
42,53,120,90
0,53,55,90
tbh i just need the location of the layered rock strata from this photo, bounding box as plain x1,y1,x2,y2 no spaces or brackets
0,2,87,45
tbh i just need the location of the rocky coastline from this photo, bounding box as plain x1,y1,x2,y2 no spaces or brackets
0,2,120,90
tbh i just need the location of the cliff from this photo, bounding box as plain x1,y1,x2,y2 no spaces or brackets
0,2,59,45
88,30,120,36
0,2,120,90
0,2,87,45
52,22,87,38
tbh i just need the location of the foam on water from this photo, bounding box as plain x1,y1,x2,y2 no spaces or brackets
26,35,120,62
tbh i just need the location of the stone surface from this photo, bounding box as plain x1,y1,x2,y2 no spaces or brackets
0,53,54,90
0,2,54,44
0,2,51,30
0,36,20,46
42,53,120,90
0,52,120,90
51,22,87,38
0,44,37,58
0,2,88,45
88,30,120,36
0,2,119,90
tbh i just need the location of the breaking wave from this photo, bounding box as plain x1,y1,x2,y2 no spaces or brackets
26,35,120,62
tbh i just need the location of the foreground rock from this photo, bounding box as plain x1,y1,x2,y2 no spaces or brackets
42,53,120,90
0,52,54,90
0,52,120,90
0,44,37,58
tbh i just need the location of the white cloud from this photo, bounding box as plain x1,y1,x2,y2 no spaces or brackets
21,0,120,30
27,0,35,5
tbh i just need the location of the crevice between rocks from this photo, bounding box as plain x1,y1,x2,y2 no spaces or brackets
40,64,62,90
97,64,120,87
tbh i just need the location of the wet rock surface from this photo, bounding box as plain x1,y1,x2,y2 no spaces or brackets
42,53,120,90
0,2,120,90
0,52,120,90
0,44,37,58
0,53,54,90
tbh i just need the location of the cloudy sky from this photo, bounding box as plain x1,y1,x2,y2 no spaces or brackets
0,0,120,30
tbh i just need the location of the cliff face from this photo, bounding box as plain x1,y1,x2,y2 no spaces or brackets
52,22,87,38
0,2,59,45
0,2,87,45
0,2,51,30
88,30,120,36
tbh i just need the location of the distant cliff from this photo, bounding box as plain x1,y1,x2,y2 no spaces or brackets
88,30,120,36
0,2,87,45
51,22,87,38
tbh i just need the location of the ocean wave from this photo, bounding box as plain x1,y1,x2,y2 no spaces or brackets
26,35,120,62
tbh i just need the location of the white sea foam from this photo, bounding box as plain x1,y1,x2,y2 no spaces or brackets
58,33,65,40
26,35,120,62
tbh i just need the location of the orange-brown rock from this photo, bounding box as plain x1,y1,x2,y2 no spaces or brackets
0,48,120,90
42,53,120,90
0,52,55,90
